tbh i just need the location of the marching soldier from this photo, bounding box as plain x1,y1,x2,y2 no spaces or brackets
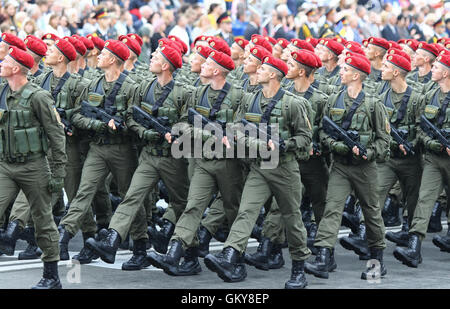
305,53,391,280
0,46,67,289
393,53,450,267
24,36,47,81
230,38,248,70
84,34,105,80
408,42,439,93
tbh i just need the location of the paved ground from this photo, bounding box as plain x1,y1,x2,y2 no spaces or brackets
1,222,449,289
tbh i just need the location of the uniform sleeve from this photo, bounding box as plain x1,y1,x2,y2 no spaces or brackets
125,83,147,139
371,99,391,162
32,90,67,178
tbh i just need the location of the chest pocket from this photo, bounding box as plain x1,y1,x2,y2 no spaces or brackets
348,110,371,146
215,108,234,123
87,92,104,107
55,80,73,109
114,92,127,113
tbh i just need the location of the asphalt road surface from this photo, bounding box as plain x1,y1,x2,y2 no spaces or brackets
1,221,449,289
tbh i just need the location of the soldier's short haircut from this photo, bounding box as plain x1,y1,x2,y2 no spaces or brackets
359,71,368,82
396,66,408,78
297,63,316,78
373,45,387,58
115,56,124,68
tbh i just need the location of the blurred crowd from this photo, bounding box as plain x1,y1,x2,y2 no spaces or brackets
1,0,449,62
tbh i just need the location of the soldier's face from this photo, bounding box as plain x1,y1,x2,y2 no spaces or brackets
200,58,216,78
97,49,114,69
413,50,426,67
230,43,242,61
272,44,283,59
281,46,293,62
0,42,9,61
44,45,59,66
0,56,17,77
150,51,164,73
431,62,447,82
243,55,260,74
256,64,271,84
381,61,394,81
286,58,300,79
43,39,55,49
244,42,253,59
340,64,356,85
190,53,205,73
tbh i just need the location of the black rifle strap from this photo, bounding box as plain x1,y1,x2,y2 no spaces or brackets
104,72,127,111
151,79,175,115
40,71,53,92
394,86,412,125
209,82,231,118
437,91,450,127
260,87,285,124
341,90,365,130
51,72,71,101
303,85,314,101
0,84,10,111
33,68,42,77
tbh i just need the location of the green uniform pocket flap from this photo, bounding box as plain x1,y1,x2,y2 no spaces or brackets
25,127,43,153
14,129,30,154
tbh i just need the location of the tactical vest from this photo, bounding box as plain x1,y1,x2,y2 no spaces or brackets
424,88,450,130
194,85,235,124
329,90,375,148
0,83,49,162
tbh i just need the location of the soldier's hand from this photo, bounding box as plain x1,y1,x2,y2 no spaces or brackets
48,177,64,193
143,130,161,142
222,136,231,149
331,141,350,155
427,140,443,153
352,146,367,160
165,132,172,143
268,140,275,151
399,144,407,156
447,147,450,156
108,119,116,130
90,120,107,133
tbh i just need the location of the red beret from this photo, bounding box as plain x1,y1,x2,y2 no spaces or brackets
436,53,450,68
344,41,365,56
306,37,318,47
1,33,26,51
276,38,289,49
54,38,77,62
397,39,407,45
439,49,450,56
195,45,213,59
127,33,143,47
159,45,182,69
444,39,450,50
362,39,369,47
158,38,182,54
388,41,402,50
64,36,87,56
104,40,130,62
208,50,235,71
234,38,249,50
369,37,390,50
387,48,411,62
432,43,444,55
418,42,439,57
24,36,47,57
250,45,270,62
251,34,273,53
405,39,419,51
290,39,314,53
333,37,347,45
41,33,59,42
194,35,210,46
386,53,411,72
78,36,94,50
291,50,320,68
263,55,288,76
8,45,34,69
265,36,277,46
168,35,188,55
345,54,371,75
437,37,447,45
120,36,141,56
319,38,344,56
209,37,231,56
87,34,105,51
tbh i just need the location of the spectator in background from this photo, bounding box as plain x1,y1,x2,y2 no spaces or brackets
162,9,175,35
151,17,167,53
138,24,152,64
381,12,400,41
46,14,63,37
446,18,450,38
367,10,381,38
4,1,18,33
409,14,426,41
81,12,97,37
115,10,135,36
168,13,190,54
207,3,223,31
397,14,411,40
244,12,260,40
192,14,215,40
271,11,288,39
18,19,37,39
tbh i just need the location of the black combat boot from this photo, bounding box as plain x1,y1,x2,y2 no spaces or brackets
122,239,150,271
119,234,131,250
304,247,334,279
386,216,409,247
343,194,356,216
214,227,229,243
341,202,362,234
18,227,42,260
285,260,308,289
307,223,318,255
149,219,175,254
339,223,369,257
427,201,443,233
198,225,212,257
72,233,100,265
109,193,122,212
32,261,62,289
361,247,387,280
432,224,450,253
173,247,202,276
0,220,23,256
244,237,272,270
268,243,285,269
58,225,73,261
300,196,312,224
146,240,184,274
393,234,422,268
382,195,401,227
85,229,122,264
204,246,247,282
